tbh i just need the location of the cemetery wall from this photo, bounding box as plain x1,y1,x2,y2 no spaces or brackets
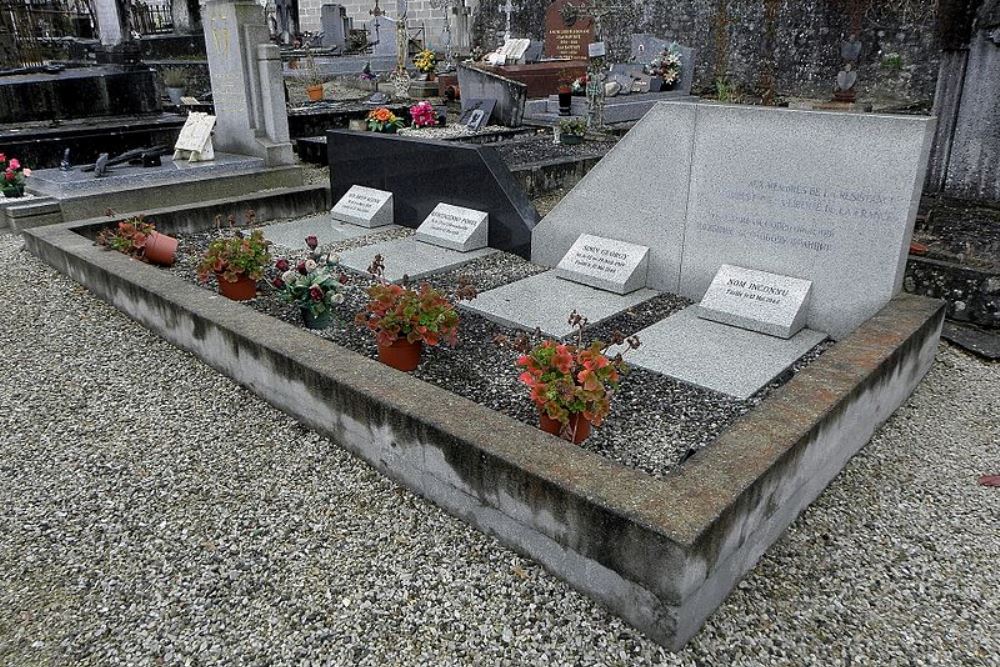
474,0,940,105
296,0,451,51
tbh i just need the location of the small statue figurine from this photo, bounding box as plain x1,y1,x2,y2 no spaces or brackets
833,35,862,103
59,148,71,172
94,153,109,178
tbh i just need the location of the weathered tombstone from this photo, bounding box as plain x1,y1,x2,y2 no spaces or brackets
532,101,937,340
203,0,295,166
630,35,697,95
458,98,497,130
173,112,216,162
369,16,397,56
543,0,594,60
321,4,352,50
457,65,526,126
330,185,393,227
523,40,544,63
697,264,812,338
414,203,489,251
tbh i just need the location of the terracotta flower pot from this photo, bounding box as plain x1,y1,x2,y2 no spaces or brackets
539,412,592,444
378,338,423,371
217,273,257,301
306,84,324,102
301,307,332,330
143,231,178,267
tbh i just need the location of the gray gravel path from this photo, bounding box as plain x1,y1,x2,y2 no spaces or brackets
1,231,998,666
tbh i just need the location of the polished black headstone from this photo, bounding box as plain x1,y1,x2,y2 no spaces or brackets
326,130,539,258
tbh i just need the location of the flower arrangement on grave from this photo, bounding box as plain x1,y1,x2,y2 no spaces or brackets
196,213,271,301
409,100,438,128
354,254,477,371
95,213,178,266
366,107,405,133
497,311,639,444
271,235,347,330
558,118,587,145
646,43,683,89
571,75,587,96
0,154,30,198
414,49,437,75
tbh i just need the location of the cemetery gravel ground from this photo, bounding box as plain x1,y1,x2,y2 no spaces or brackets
1,231,997,666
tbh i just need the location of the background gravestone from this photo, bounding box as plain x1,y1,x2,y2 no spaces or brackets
321,4,352,51
369,16,397,56
457,65,527,127
630,35,697,95
532,102,936,339
543,0,594,60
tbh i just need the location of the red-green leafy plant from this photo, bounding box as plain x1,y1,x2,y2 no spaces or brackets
196,212,271,285
354,254,476,347
498,311,640,441
95,215,157,259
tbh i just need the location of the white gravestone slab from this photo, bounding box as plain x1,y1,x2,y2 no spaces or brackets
173,112,216,162
555,234,649,295
331,185,393,228
414,203,489,252
698,264,812,339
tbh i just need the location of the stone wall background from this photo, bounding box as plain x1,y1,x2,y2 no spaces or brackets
473,0,940,105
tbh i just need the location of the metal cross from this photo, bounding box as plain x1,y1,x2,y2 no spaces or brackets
577,0,620,130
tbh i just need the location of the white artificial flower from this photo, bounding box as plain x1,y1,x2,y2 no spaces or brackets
282,270,298,285
304,259,318,272
331,292,345,304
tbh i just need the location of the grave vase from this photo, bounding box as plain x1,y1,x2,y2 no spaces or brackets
217,274,258,301
300,307,332,330
558,89,572,115
306,84,324,102
143,231,178,267
539,412,591,444
378,338,422,371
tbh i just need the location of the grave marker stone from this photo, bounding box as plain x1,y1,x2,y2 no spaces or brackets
173,112,216,162
531,102,936,339
543,0,594,60
697,264,812,338
459,98,497,130
331,185,393,227
415,203,489,251
555,234,649,295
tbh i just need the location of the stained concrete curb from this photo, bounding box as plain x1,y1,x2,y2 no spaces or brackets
23,217,945,649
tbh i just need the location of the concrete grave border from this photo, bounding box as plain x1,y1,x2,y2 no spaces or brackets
23,209,944,650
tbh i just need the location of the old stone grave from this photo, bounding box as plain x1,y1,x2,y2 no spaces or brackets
525,101,934,395
457,66,526,127
543,0,594,60
338,202,495,282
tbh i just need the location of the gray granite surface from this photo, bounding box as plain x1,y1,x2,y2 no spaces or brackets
619,307,827,399
462,270,658,339
260,213,397,249
337,236,495,282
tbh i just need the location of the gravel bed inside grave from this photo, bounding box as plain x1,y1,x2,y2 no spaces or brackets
491,135,617,167
167,223,830,478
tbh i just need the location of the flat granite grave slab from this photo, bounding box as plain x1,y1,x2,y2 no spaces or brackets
337,236,495,282
260,214,398,249
623,307,827,399
28,153,266,197
464,270,658,338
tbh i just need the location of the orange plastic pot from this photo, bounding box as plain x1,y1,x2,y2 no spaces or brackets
539,412,592,444
217,273,257,301
143,231,177,267
306,84,324,101
378,338,423,371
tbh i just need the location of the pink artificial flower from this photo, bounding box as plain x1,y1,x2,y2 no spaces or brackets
305,235,318,250
296,260,308,275
8,159,20,170
3,170,13,182
271,276,284,289
0,153,5,163
275,258,290,271
22,168,31,177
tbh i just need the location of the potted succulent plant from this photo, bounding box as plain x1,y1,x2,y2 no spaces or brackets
500,311,639,444
272,235,347,330
366,106,405,133
354,255,476,371
196,216,271,301
558,118,587,145
0,153,30,199
95,215,178,267
162,67,187,106
414,49,437,81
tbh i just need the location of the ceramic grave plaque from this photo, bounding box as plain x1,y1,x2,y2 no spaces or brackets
331,185,393,227
173,112,216,162
414,203,489,252
697,264,812,338
555,234,649,295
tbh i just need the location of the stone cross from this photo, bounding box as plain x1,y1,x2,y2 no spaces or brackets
502,0,513,41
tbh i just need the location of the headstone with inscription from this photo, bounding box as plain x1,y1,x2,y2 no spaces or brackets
532,101,936,340
331,185,393,227
415,203,489,251
173,112,216,162
202,0,294,166
555,234,649,295
697,264,812,339
543,0,594,60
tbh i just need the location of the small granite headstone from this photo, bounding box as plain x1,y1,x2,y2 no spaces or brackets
697,264,812,338
414,203,489,252
331,185,393,227
555,234,649,295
